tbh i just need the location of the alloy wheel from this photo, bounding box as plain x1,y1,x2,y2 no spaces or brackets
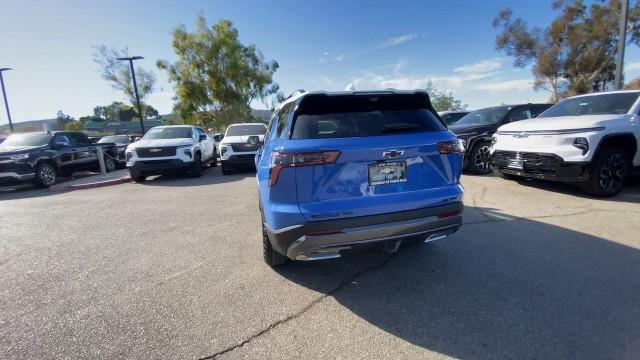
40,166,56,186
473,145,491,172
599,153,627,194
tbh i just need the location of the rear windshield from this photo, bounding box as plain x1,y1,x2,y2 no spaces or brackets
291,94,445,139
538,93,640,117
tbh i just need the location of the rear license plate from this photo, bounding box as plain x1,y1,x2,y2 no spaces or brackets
368,161,407,185
507,159,524,170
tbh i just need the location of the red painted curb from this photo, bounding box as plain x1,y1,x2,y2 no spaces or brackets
49,177,132,192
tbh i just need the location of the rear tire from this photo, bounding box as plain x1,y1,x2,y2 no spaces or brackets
129,169,146,183
221,162,232,175
580,146,630,197
468,141,492,174
211,150,218,167
104,156,116,173
191,153,204,177
262,220,289,267
34,162,57,188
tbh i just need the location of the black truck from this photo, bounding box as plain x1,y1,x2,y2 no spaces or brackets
0,131,118,187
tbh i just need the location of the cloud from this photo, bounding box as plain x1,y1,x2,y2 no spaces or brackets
333,54,344,62
475,79,532,92
454,58,504,75
375,33,419,49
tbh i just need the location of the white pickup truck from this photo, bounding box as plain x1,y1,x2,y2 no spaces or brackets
125,125,217,182
491,90,640,197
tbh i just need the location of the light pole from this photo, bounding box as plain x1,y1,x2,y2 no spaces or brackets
0,68,14,133
116,56,146,135
615,0,629,90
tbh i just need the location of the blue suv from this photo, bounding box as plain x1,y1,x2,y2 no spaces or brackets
256,90,465,266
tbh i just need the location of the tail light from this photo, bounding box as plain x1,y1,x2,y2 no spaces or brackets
270,151,340,186
438,140,465,154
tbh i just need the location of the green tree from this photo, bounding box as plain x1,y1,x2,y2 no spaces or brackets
425,81,467,111
92,45,156,117
64,121,84,131
56,110,74,127
157,16,280,128
493,0,640,101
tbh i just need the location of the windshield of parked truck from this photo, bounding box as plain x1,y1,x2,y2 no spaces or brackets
454,106,510,126
98,135,130,144
226,124,267,136
143,127,192,139
538,93,640,117
0,133,51,147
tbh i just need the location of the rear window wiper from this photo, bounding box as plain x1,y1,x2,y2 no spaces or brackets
382,123,421,133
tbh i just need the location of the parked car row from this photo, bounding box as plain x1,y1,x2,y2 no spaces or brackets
438,90,639,197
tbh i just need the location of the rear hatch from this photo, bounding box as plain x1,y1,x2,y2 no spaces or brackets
287,92,463,221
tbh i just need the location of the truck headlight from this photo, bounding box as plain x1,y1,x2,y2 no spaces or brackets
183,148,192,158
10,153,29,161
573,137,589,155
126,151,134,161
221,145,229,155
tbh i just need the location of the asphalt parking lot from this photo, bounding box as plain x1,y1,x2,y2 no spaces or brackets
1,169,639,359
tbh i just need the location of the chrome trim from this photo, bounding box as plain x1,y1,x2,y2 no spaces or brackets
498,127,605,136
0,172,36,181
287,221,460,259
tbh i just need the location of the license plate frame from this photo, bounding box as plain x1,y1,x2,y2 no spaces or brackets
368,161,407,185
507,159,524,170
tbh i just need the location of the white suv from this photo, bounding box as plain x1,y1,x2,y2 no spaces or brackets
219,123,267,175
491,90,640,197
126,125,216,182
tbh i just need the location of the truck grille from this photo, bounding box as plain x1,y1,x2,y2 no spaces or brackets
231,143,260,152
492,151,560,166
136,147,177,158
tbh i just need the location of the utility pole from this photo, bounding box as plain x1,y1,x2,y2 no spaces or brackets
615,0,629,90
0,68,14,132
116,56,146,135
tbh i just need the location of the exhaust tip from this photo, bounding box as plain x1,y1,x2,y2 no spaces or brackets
424,234,448,243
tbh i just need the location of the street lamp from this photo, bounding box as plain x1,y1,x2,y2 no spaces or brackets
0,68,14,133
116,56,146,135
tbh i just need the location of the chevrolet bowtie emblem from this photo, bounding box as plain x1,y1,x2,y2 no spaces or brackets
513,132,529,139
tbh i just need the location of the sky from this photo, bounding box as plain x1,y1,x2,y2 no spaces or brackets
2,0,640,124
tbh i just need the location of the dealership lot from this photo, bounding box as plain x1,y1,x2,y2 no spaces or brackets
1,170,639,359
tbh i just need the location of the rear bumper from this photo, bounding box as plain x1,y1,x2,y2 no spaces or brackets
265,202,463,260
491,150,589,182
129,159,190,174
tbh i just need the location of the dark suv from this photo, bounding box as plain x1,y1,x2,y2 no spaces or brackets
448,103,552,174
0,131,117,187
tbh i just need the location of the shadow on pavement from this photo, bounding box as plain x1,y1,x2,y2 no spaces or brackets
513,177,640,204
275,206,640,359
138,166,255,187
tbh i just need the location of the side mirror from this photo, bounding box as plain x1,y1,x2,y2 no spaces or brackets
199,134,207,141
213,135,221,142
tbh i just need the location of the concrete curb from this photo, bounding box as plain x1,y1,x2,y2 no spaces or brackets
49,176,132,192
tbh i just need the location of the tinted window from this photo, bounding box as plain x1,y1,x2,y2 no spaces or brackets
508,108,532,121
67,133,89,146
531,105,551,117
292,109,445,139
226,124,267,136
144,127,192,139
455,106,510,126
277,103,293,138
1,133,51,147
539,93,640,117
53,134,72,145
441,112,467,125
